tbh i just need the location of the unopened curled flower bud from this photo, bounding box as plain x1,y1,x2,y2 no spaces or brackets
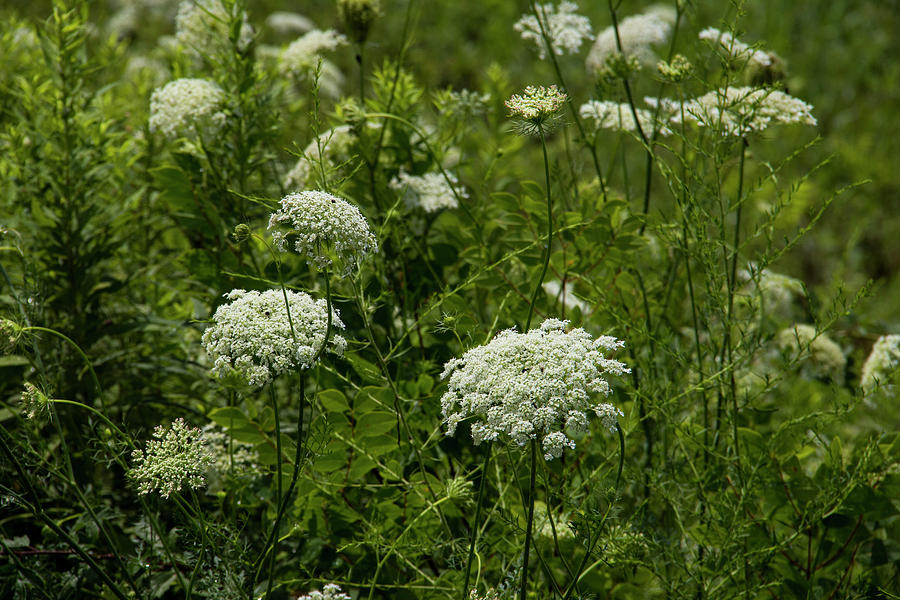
1,318,22,353
337,0,381,44
232,223,251,244
21,382,50,420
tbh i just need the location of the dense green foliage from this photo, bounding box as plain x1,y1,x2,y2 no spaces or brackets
2,1,899,598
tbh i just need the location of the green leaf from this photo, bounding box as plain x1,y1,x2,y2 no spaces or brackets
318,389,350,413
346,353,383,384
208,407,249,429
356,411,397,438
0,355,29,367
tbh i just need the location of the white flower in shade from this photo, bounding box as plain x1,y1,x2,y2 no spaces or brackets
284,125,355,190
514,1,593,60
175,0,253,57
440,318,629,461
149,78,226,140
860,335,900,395
586,8,673,73
279,29,347,76
389,170,467,213
543,280,590,314
738,266,804,317
265,11,314,35
579,99,668,135
201,423,259,480
296,584,352,600
202,289,346,387
777,324,845,384
699,27,772,68
649,87,816,137
130,418,214,499
268,191,378,271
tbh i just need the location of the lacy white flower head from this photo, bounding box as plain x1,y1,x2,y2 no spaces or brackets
652,87,816,137
295,584,352,600
268,191,378,272
201,423,259,481
777,324,845,384
202,289,347,387
284,125,355,191
586,7,674,74
149,78,227,141
860,335,900,396
20,382,51,420
514,1,593,60
506,85,568,136
278,29,347,76
389,170,467,213
175,0,253,58
440,318,629,461
579,100,669,136
699,27,773,69
266,11,314,36
130,418,214,499
738,265,804,317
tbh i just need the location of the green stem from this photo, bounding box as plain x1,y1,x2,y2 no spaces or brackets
461,443,492,600
519,440,538,600
22,326,103,409
524,125,554,331
262,382,284,599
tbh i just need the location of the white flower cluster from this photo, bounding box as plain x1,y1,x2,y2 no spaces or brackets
586,7,674,73
860,335,900,395
175,0,253,57
279,29,347,76
266,11,314,35
268,191,378,271
777,324,845,384
440,318,629,460
149,78,226,140
284,125,355,191
201,423,259,479
389,170,467,213
738,266,804,316
130,418,214,499
296,584,352,600
20,382,50,420
699,27,772,68
646,87,816,137
202,289,346,387
514,1,593,60
579,100,668,135
506,85,568,121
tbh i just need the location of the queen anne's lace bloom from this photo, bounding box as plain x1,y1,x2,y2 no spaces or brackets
506,85,567,121
514,1,593,60
389,170,467,212
860,335,900,395
130,418,214,499
268,191,378,271
203,289,346,386
440,318,629,460
279,29,347,76
648,87,816,137
579,100,668,135
175,0,253,57
777,324,845,383
284,125,355,190
586,8,673,73
699,27,772,68
149,78,226,140
296,584,352,600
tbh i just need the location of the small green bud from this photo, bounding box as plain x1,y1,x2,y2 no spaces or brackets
337,0,381,44
657,54,693,83
232,223,251,244
603,52,642,80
